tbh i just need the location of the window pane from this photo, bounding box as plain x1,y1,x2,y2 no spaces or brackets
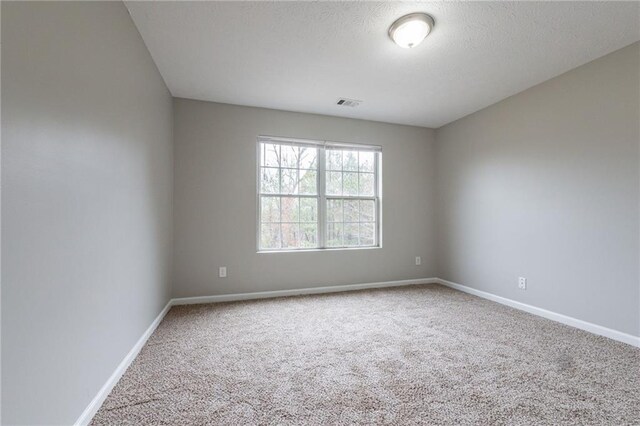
299,169,317,194
343,172,358,196
359,172,375,196
327,150,342,171
360,223,375,246
344,223,359,246
343,150,358,171
360,200,375,222
359,152,374,172
260,224,281,249
281,145,299,168
300,198,318,222
344,200,359,222
260,167,279,194
281,223,300,248
260,196,280,223
327,222,343,247
259,141,379,251
300,224,318,248
281,168,298,194
327,171,342,195
326,199,343,222
299,147,318,170
280,197,299,223
262,143,280,167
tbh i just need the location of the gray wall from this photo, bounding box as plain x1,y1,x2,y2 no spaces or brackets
1,2,173,424
173,99,436,298
435,42,640,337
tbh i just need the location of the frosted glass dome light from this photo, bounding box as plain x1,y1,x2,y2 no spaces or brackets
388,13,435,49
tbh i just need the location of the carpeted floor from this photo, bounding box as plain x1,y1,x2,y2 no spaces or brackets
91,284,639,425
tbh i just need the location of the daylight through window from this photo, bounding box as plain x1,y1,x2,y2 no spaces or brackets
258,136,381,251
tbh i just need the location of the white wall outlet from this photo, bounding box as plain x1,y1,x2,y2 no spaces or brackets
219,267,227,278
415,256,422,266
518,277,527,290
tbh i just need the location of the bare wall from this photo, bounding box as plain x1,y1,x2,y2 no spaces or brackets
434,42,640,337
1,2,173,424
173,99,436,297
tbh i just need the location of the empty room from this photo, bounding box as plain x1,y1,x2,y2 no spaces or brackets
2,1,639,425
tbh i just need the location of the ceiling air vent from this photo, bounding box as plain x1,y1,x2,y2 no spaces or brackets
336,98,362,108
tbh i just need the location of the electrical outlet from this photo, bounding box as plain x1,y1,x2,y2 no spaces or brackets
518,277,527,290
415,256,422,266
219,267,227,278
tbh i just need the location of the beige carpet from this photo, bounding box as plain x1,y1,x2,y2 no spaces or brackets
91,285,639,425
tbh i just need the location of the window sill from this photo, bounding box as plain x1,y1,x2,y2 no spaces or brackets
257,246,382,254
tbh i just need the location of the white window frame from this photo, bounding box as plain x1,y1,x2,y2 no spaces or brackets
256,135,382,252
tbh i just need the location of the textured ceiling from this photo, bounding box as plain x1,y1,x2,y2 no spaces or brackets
125,1,640,128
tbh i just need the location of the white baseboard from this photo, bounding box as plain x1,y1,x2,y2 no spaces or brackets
171,277,438,306
436,278,640,348
74,300,173,426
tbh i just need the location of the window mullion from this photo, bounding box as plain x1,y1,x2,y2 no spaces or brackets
318,146,326,249
375,152,380,247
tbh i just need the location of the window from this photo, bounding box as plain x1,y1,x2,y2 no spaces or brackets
258,136,381,251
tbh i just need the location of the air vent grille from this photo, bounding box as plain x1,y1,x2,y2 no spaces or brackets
336,98,362,108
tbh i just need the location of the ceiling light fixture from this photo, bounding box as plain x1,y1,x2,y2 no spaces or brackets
388,13,435,49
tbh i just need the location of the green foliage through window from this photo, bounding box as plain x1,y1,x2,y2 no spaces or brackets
258,139,380,250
